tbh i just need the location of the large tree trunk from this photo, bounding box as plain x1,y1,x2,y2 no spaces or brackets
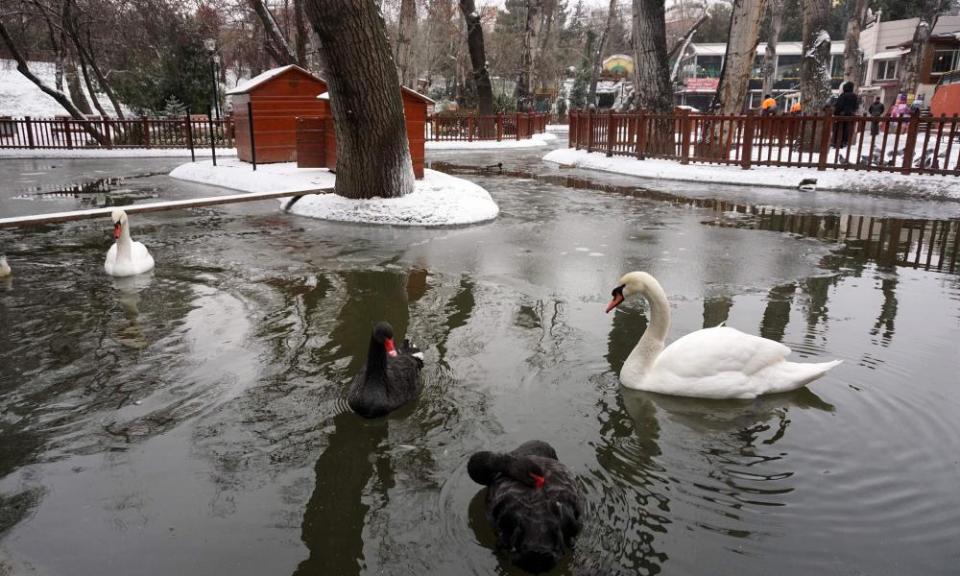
0,19,104,143
588,0,617,110
395,0,417,87
843,0,871,85
761,0,782,96
631,0,673,113
75,29,126,119
800,0,832,115
249,0,299,66
898,0,946,95
293,0,308,65
516,0,542,111
710,0,768,114
305,0,414,199
536,0,557,73
65,58,93,115
77,51,108,118
459,0,494,116
800,0,831,149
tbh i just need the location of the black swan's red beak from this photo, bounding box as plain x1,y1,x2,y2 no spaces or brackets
384,337,398,357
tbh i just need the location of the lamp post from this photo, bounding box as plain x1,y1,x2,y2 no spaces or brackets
204,38,220,120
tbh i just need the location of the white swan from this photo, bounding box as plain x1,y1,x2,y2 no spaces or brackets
0,255,10,278
606,271,841,399
104,209,154,277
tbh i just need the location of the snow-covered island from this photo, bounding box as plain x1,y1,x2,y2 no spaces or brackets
169,160,499,226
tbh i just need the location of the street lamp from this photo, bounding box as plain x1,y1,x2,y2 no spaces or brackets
204,38,220,120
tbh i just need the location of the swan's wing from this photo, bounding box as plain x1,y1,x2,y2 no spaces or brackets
655,326,791,379
131,242,155,272
104,243,118,273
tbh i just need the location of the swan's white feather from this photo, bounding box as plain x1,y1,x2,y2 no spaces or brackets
655,326,791,379
104,240,154,277
615,272,840,399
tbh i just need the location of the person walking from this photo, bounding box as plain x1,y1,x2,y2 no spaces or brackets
833,81,859,149
868,96,884,136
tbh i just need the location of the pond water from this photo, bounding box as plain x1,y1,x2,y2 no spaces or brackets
1,150,959,576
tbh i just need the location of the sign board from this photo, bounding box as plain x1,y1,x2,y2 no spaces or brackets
684,78,720,91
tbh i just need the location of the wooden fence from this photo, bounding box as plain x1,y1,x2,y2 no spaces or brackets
426,113,548,142
0,115,235,150
568,110,960,176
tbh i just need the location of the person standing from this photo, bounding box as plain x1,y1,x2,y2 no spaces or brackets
868,96,884,136
761,93,778,115
833,81,859,149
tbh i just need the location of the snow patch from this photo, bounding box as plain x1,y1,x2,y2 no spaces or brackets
169,159,499,226
546,124,570,132
543,148,960,200
0,59,113,118
425,131,554,150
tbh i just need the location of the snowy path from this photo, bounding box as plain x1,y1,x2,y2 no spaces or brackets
544,148,960,200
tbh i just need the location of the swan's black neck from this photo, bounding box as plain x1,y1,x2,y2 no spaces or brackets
366,336,388,377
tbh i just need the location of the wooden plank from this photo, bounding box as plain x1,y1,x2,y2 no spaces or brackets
0,188,332,229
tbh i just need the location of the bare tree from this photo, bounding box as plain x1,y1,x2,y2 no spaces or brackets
395,0,417,86
293,0,308,64
800,0,831,116
631,0,673,113
587,0,618,109
761,0,782,97
843,0,871,85
248,0,299,66
305,0,414,199
459,0,494,115
898,0,947,95
710,0,768,114
516,0,543,110
0,18,105,143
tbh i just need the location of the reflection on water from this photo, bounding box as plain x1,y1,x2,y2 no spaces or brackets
1,164,959,576
11,174,160,208
432,161,960,275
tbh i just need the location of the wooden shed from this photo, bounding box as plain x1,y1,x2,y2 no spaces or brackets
298,87,434,179
227,65,328,164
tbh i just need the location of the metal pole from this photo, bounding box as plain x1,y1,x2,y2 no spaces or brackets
208,108,217,166
185,108,195,162
210,58,218,120
247,101,257,171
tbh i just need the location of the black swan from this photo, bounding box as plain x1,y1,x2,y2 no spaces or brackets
468,440,582,573
347,321,423,418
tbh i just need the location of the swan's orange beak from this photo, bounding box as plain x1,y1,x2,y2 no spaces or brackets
384,338,398,357
606,293,624,313
113,222,121,239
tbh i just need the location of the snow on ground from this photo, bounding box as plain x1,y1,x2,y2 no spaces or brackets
546,124,569,132
425,131,555,150
1,59,109,118
169,159,499,226
0,148,237,159
544,148,960,200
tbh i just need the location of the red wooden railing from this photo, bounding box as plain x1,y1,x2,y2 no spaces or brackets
568,110,960,177
426,113,548,142
0,115,235,149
